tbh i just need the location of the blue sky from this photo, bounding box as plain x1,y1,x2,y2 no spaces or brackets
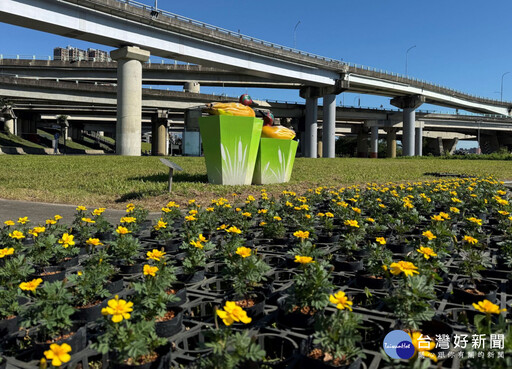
1,0,511,147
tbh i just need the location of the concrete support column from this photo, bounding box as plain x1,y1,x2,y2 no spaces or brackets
390,95,425,157
184,81,200,93
97,131,104,137
305,97,318,158
386,128,397,158
443,138,458,155
317,140,323,158
370,126,379,158
69,125,82,141
403,108,415,156
110,46,150,156
322,94,336,158
415,124,423,157
357,128,368,158
151,110,168,156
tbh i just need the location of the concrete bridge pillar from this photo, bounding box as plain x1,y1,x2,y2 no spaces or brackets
385,127,397,158
357,127,368,158
415,122,423,156
110,46,150,156
390,95,425,156
184,81,200,93
370,126,379,158
317,140,323,158
305,97,318,158
322,94,336,158
69,124,82,141
479,134,500,154
151,109,169,156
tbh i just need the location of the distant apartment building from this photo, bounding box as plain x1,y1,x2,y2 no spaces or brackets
53,46,111,62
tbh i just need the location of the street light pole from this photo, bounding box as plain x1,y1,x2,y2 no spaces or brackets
405,45,416,76
293,21,301,49
501,71,510,102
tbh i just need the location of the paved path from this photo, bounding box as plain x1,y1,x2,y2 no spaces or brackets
0,199,160,225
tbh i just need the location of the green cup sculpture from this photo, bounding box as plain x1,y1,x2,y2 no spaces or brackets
252,138,298,184
199,115,263,185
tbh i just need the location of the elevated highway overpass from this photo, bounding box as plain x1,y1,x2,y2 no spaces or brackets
1,0,511,156
2,76,511,156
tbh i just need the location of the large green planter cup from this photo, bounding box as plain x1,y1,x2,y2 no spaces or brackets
199,115,263,185
252,138,298,184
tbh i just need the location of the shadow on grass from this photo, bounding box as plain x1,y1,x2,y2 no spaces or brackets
129,173,209,183
115,189,163,203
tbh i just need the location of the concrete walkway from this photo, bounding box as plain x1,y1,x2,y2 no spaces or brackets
0,199,160,225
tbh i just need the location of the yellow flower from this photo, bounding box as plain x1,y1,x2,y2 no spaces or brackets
344,219,359,228
246,195,255,202
226,226,242,234
375,237,386,245
86,238,103,247
242,212,252,218
189,209,198,215
185,215,197,222
92,208,106,216
422,230,437,241
54,215,63,221
17,217,29,224
467,217,483,226
293,230,310,241
216,301,252,326
378,204,386,209
116,226,131,235
236,247,252,258
198,234,207,243
147,249,166,261
206,207,214,212
258,209,268,214
217,224,227,230
389,261,419,277
143,264,158,276
4,220,15,226
0,247,14,258
29,227,46,238
76,206,87,211
44,343,72,367
329,291,353,311
58,233,75,248
409,331,437,362
101,295,133,323
403,202,414,209
497,190,507,196
120,216,136,223
450,207,460,214
367,217,375,223
19,278,43,291
325,212,334,218
161,207,171,213
81,217,95,224
351,207,361,214
188,199,197,205
463,235,478,245
498,210,510,216
190,240,204,249
9,230,25,240
273,216,282,221
294,255,314,264
472,299,507,314
154,220,167,230
259,221,267,226
46,219,57,225
430,214,444,222
416,246,437,260
236,208,242,212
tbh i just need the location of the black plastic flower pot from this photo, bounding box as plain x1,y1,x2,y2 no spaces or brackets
184,299,219,323
223,292,266,319
177,269,205,285
355,273,390,290
166,282,187,307
109,341,172,369
33,325,87,359
244,333,298,369
52,256,79,269
360,319,385,350
317,233,340,244
32,266,66,283
155,307,184,338
276,296,316,331
451,280,498,304
334,258,363,272
386,242,413,254
0,315,19,342
73,299,106,323
106,275,125,295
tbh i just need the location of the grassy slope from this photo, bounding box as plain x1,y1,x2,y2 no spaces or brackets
37,130,92,150
0,156,510,210
0,132,45,149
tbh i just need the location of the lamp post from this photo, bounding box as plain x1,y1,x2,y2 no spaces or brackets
405,45,416,76
501,72,510,102
293,21,301,49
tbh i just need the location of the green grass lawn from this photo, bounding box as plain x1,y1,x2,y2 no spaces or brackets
0,132,45,149
0,155,511,210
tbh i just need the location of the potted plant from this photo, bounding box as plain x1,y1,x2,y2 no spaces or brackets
197,301,265,368
93,295,170,369
300,290,366,368
356,237,393,289
107,226,143,274
179,234,213,284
